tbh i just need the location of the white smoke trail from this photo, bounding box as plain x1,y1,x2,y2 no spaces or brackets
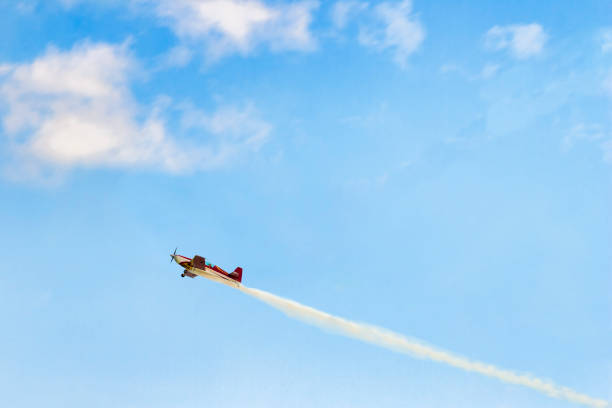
239,286,608,408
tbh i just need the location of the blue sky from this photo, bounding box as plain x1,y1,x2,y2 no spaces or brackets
0,0,610,407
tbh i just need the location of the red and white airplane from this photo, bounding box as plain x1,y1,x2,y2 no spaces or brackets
170,249,243,288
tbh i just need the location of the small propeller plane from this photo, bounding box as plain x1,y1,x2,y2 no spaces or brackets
170,249,243,288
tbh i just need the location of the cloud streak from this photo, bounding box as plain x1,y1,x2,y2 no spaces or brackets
485,23,547,59
240,286,609,408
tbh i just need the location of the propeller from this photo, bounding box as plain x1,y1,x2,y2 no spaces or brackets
170,247,177,263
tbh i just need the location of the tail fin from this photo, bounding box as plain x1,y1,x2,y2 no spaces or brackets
229,267,243,283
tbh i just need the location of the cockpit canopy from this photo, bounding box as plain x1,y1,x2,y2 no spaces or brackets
192,255,219,270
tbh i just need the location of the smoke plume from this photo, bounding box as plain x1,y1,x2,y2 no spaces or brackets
239,286,608,407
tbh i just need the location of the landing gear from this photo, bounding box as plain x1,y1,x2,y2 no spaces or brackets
181,273,185,278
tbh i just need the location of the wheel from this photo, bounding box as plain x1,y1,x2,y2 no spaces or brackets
181,273,185,278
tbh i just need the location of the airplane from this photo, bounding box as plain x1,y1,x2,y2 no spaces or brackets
170,248,243,288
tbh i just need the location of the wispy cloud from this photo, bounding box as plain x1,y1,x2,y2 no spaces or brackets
603,139,612,163
15,1,37,13
0,41,271,181
330,0,367,30
357,0,425,67
480,62,500,79
141,0,319,62
0,64,13,75
604,69,612,95
438,62,499,81
56,0,424,68
485,23,547,59
178,102,271,168
156,44,194,69
562,123,606,151
599,28,612,53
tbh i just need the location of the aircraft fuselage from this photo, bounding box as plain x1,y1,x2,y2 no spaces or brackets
172,254,242,288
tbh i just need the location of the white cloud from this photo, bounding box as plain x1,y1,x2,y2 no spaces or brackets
438,63,462,75
146,0,319,60
603,139,612,163
437,62,499,81
562,123,612,164
600,28,612,53
179,103,271,167
562,123,606,151
485,23,547,59
157,45,194,69
480,63,500,79
15,1,37,13
56,0,123,7
357,0,425,67
58,0,80,6
599,70,612,164
0,41,271,180
0,64,13,75
330,0,367,30
604,69,612,96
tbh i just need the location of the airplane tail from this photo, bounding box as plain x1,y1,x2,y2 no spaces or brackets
229,267,243,283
